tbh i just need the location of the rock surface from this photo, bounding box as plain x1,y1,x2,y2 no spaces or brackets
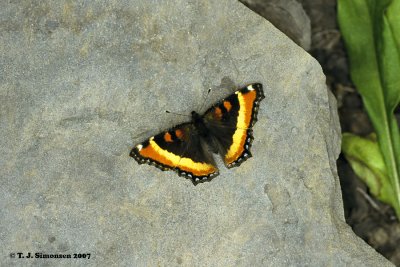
240,0,312,50
0,0,394,266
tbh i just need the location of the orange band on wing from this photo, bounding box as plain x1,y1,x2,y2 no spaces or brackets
225,88,257,164
138,138,217,176
175,129,184,139
214,107,223,120
223,101,232,112
164,132,173,142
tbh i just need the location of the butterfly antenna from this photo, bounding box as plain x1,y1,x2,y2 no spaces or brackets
165,110,191,117
199,88,212,113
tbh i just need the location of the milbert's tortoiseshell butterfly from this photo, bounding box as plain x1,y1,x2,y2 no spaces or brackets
130,83,265,185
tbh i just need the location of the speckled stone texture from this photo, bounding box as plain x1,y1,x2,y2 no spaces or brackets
0,0,394,266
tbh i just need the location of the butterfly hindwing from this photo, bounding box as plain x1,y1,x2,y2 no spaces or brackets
202,83,265,167
130,123,219,185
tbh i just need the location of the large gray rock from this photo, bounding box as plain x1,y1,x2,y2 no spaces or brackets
240,0,312,50
0,0,393,266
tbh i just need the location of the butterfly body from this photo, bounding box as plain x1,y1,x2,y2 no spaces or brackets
191,111,210,139
131,83,265,185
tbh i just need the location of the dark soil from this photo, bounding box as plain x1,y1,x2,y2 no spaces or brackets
241,0,400,265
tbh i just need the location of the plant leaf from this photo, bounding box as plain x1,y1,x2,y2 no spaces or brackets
338,0,400,217
342,133,398,208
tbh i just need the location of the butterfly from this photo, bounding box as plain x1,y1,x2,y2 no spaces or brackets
130,83,265,185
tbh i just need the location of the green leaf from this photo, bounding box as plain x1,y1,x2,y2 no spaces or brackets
338,0,400,218
342,133,398,209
